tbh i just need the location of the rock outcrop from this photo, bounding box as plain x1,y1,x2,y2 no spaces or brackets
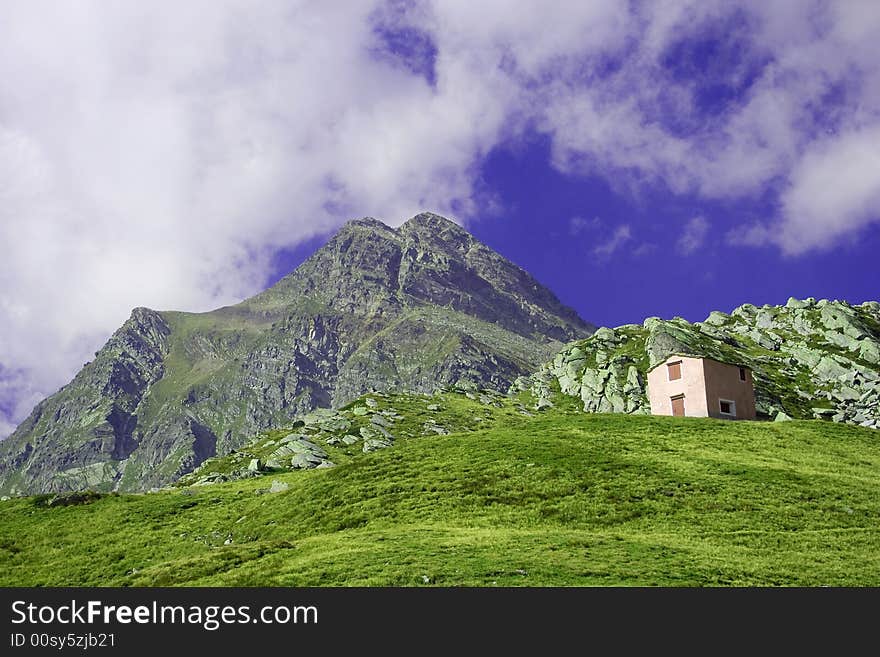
514,298,880,429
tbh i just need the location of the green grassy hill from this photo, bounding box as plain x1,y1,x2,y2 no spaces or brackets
2,391,878,586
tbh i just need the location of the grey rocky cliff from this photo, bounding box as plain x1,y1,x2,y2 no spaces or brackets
0,212,593,495
514,298,880,430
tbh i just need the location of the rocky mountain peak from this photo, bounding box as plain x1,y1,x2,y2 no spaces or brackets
0,212,593,495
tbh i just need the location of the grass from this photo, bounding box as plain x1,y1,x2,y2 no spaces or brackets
1,396,879,587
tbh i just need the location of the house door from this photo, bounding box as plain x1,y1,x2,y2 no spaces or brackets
671,395,685,417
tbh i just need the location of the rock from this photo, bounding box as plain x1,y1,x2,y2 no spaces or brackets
755,310,775,329
351,406,370,416
563,346,587,363
290,453,325,469
363,438,391,453
703,311,730,326
748,329,781,351
315,462,335,469
831,385,860,402
365,397,378,409
593,327,617,342
423,422,449,435
535,398,554,410
859,340,880,364
268,438,328,463
269,480,289,493
247,458,262,472
427,404,440,411
371,414,391,427
774,411,792,422
732,303,758,317
360,423,395,442
815,356,849,382
819,305,866,338
0,496,9,501
317,416,351,433
341,434,360,445
788,343,822,368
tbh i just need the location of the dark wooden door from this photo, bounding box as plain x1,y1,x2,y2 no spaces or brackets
671,395,685,417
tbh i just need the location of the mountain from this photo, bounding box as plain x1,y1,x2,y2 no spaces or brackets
515,297,880,429
0,212,593,495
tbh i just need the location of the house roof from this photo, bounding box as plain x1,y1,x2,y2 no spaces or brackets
646,353,753,374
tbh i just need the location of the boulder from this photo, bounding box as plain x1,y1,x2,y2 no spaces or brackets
592,327,618,342
363,438,392,453
815,356,849,382
361,424,394,441
703,311,730,326
859,340,880,365
269,480,289,493
371,414,391,427
290,453,326,469
535,398,554,410
423,422,449,435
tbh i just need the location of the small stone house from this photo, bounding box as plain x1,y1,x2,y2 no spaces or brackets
647,355,756,420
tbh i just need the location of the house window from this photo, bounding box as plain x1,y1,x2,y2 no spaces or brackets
667,361,682,381
739,367,746,381
719,399,736,417
671,394,685,417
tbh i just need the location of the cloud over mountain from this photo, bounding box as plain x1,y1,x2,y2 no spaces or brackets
2,0,879,436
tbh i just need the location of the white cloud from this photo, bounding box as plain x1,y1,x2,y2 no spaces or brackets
0,1,510,436
592,225,632,259
531,1,880,243
677,216,710,255
3,1,880,436
776,126,880,254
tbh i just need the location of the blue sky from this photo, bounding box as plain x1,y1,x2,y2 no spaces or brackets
1,1,879,436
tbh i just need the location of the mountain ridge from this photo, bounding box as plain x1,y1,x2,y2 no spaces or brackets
0,212,593,495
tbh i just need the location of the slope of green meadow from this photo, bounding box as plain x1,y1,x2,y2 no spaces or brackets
1,393,878,586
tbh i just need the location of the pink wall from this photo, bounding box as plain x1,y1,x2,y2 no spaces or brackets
647,356,756,420
702,359,756,420
647,356,709,417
